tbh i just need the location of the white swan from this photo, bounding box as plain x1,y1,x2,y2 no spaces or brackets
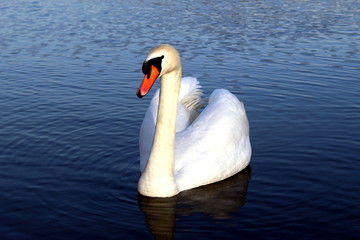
136,44,251,197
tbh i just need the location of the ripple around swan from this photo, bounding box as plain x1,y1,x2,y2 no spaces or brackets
1,0,360,239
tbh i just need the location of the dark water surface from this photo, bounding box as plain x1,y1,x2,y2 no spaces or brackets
1,0,359,239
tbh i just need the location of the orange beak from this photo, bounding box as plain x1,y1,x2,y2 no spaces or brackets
136,65,160,98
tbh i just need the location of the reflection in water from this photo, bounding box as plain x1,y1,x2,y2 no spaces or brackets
139,195,177,240
138,166,251,239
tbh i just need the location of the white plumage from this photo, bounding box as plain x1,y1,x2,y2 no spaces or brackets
137,45,251,197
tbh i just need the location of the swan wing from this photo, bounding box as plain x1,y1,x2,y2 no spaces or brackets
139,77,203,172
174,89,251,191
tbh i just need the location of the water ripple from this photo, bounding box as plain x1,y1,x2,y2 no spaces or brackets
1,0,359,239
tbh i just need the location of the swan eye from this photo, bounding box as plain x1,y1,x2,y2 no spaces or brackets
142,55,164,78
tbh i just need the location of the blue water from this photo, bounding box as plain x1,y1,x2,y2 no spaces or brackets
1,0,360,239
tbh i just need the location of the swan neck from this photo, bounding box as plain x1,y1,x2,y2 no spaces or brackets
138,68,181,197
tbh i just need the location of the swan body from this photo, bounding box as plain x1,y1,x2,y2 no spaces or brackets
136,45,251,197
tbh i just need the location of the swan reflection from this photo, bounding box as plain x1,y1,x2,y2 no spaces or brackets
138,166,251,239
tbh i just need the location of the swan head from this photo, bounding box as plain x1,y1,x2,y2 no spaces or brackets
136,44,181,98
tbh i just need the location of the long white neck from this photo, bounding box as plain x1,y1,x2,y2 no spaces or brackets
138,67,181,197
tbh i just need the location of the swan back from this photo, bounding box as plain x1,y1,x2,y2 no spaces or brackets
174,89,251,191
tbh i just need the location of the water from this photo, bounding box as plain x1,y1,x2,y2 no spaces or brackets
1,0,359,239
